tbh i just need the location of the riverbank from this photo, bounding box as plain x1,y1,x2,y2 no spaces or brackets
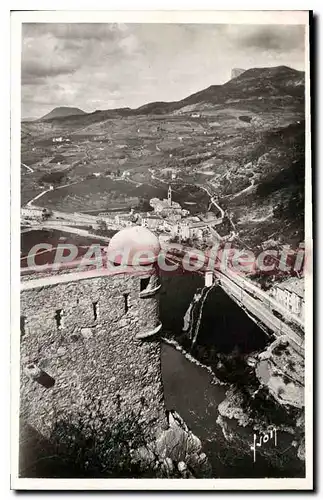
160,270,305,478
162,337,226,386
161,342,305,478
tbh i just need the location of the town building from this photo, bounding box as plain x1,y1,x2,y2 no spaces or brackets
149,186,189,220
140,215,165,231
170,220,208,242
171,221,190,241
270,277,305,321
21,207,44,219
52,137,70,143
21,207,52,221
114,213,137,227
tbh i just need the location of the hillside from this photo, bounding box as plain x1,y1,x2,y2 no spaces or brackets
21,65,305,251
40,107,86,121
32,65,304,127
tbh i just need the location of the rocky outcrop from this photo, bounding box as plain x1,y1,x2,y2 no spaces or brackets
231,68,246,80
216,385,305,475
255,337,304,409
217,387,251,427
131,411,211,478
297,437,305,461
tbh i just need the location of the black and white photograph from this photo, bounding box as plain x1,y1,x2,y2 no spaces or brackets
11,9,312,490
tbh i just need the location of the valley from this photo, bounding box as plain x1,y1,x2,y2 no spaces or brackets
21,65,305,251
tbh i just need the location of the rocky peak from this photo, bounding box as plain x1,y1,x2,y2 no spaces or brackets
231,68,246,79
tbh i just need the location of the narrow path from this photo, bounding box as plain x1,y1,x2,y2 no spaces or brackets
196,183,225,219
21,163,34,173
231,178,256,200
21,244,92,262
33,223,112,241
26,181,80,207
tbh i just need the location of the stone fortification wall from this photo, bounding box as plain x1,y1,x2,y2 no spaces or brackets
20,271,166,440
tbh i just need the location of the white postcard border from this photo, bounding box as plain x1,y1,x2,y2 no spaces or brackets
10,9,313,491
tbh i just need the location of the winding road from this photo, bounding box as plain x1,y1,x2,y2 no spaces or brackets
27,187,53,207
26,181,80,207
231,178,256,200
196,183,225,220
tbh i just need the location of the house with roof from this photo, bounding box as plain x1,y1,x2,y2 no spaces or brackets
269,277,305,321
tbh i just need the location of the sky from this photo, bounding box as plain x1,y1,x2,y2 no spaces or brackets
21,23,306,119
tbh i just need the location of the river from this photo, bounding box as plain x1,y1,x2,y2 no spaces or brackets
159,273,305,478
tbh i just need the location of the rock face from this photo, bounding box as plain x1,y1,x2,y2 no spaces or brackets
231,68,246,79
131,411,211,478
255,337,304,408
297,437,305,461
216,385,305,474
214,337,306,474
217,388,250,427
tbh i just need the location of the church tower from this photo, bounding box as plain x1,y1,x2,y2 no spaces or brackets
168,185,172,206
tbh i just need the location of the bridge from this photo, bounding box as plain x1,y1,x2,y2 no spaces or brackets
213,269,304,350
164,246,304,351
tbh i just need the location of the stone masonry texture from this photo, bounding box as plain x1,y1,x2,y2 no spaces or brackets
20,272,167,442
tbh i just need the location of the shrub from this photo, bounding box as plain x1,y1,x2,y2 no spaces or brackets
40,171,66,186
96,219,108,235
287,360,295,371
48,399,159,478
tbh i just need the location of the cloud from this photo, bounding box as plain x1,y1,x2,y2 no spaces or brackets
22,62,76,84
22,23,125,41
21,23,142,85
21,31,81,83
21,23,305,119
218,24,305,52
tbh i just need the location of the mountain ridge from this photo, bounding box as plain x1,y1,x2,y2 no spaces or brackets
40,106,86,121
35,65,304,125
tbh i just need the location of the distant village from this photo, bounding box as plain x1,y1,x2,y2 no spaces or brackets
98,185,219,245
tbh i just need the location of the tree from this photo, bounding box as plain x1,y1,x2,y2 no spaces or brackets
273,202,285,219
47,400,156,478
40,171,66,186
41,208,52,221
97,219,108,235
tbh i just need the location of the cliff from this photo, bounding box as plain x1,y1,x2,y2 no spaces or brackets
231,68,246,79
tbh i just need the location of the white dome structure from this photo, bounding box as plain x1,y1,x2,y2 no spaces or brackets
107,226,161,266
